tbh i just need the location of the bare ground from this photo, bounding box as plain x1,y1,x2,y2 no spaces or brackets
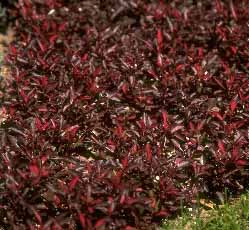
0,29,13,123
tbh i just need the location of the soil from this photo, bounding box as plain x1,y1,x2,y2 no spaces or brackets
0,28,13,123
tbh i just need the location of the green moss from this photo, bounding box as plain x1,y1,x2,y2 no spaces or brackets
162,192,249,230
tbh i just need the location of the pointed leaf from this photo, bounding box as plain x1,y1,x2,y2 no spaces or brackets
79,212,86,228
230,98,237,113
157,28,163,50
236,159,247,166
218,140,226,154
29,164,39,177
94,218,106,229
69,176,79,191
162,110,169,130
145,143,152,162
231,146,239,160
121,155,128,168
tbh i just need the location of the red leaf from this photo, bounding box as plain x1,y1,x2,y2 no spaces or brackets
41,167,49,177
120,193,126,204
79,212,86,228
150,197,156,209
108,197,115,215
93,67,102,77
227,74,235,90
115,123,124,138
53,195,61,206
33,208,42,223
9,107,15,117
59,22,67,31
213,77,225,89
38,106,48,112
126,197,138,205
40,76,48,87
230,98,237,112
230,0,237,20
29,205,42,224
239,90,245,101
218,140,226,154
81,53,88,62
131,144,138,154
155,210,169,217
107,139,116,152
162,110,169,130
171,125,184,134
50,119,57,129
236,159,247,167
79,95,92,100
198,47,203,57
157,53,163,67
64,125,80,138
230,46,237,55
23,0,32,7
121,155,128,168
197,120,205,131
10,44,17,55
49,34,58,44
52,223,62,230
194,64,202,77
189,121,195,131
29,164,39,177
125,226,137,230
176,64,185,73
171,139,182,151
210,111,224,121
37,39,46,52
20,89,28,103
231,146,239,160
112,170,123,186
121,83,128,94
69,176,79,191
147,69,157,79
215,0,222,12
42,121,49,131
157,28,163,50
145,143,152,162
94,218,106,229
35,118,42,130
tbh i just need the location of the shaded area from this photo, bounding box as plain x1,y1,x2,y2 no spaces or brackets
0,1,17,33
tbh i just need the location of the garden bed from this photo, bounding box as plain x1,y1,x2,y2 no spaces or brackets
0,0,249,229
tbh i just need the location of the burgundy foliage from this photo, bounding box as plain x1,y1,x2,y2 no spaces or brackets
1,0,249,229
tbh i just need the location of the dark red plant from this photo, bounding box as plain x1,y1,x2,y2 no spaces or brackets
0,0,249,229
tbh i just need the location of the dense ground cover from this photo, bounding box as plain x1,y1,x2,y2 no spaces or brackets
0,0,249,229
